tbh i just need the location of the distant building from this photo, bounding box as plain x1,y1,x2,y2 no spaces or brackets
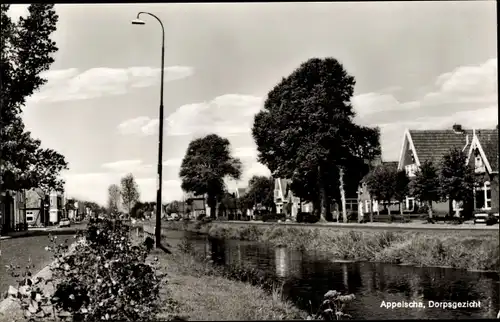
0,189,27,234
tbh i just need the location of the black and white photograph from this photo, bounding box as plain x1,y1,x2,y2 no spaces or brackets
0,2,498,321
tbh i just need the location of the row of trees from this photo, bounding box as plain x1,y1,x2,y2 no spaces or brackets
176,58,380,222
366,148,475,219
1,4,68,194
106,173,140,217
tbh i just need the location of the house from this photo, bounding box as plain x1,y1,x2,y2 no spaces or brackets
274,178,313,219
358,160,399,216
397,125,497,215
466,129,499,213
0,190,27,234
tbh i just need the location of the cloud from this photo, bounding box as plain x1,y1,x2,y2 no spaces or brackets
352,93,420,118
425,58,497,105
100,159,146,173
353,57,497,121
28,66,194,104
351,57,498,160
118,94,263,137
233,146,258,159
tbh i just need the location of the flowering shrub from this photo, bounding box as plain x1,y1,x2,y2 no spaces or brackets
308,290,355,320
5,219,169,321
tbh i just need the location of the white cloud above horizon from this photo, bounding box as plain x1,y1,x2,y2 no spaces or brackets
117,94,263,137
27,66,194,104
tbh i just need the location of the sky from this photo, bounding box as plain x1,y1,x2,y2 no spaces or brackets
9,2,497,205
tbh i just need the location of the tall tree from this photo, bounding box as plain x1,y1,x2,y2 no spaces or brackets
394,170,410,216
410,161,441,221
1,4,68,192
120,173,140,216
252,57,380,222
244,176,275,210
107,184,121,218
439,148,475,217
365,165,397,217
179,134,242,219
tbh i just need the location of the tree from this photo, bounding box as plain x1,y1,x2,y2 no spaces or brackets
252,57,380,222
1,4,68,192
394,170,410,216
179,134,242,219
410,161,441,221
120,173,140,216
165,201,180,216
130,201,146,219
439,148,475,218
107,184,121,218
244,176,275,210
365,165,397,217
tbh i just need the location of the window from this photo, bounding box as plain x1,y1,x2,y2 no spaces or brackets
405,164,417,177
406,197,415,212
365,200,370,213
474,150,486,173
475,181,491,210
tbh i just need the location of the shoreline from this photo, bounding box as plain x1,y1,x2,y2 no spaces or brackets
152,249,307,320
155,221,499,273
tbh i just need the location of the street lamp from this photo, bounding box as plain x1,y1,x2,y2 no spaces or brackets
132,12,165,248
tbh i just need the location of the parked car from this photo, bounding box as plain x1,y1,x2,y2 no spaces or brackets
59,219,71,228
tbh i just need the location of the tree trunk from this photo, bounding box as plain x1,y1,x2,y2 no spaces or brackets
428,200,434,222
369,197,374,223
318,165,328,222
207,196,217,219
338,167,347,223
387,201,392,222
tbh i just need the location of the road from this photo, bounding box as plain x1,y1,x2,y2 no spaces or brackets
0,223,88,295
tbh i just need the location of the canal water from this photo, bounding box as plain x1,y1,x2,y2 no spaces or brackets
159,229,499,320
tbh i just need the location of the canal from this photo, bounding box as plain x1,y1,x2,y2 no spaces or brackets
161,229,499,320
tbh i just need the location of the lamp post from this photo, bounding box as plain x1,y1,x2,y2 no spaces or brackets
132,12,165,248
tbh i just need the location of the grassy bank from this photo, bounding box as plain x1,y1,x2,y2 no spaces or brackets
152,249,306,321
161,221,499,272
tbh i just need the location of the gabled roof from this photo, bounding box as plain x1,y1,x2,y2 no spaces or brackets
407,129,473,166
476,129,498,172
467,129,498,173
236,188,247,198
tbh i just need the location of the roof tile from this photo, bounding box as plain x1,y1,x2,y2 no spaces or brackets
409,130,473,166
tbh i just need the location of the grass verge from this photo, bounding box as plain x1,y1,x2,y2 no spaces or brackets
151,248,306,321
161,221,499,272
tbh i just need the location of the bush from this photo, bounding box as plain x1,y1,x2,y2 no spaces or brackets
262,213,286,222
5,219,168,321
296,212,318,223
196,213,206,221
486,214,498,226
347,211,358,223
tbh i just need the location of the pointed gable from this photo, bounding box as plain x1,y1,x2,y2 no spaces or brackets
469,129,499,173
408,129,472,166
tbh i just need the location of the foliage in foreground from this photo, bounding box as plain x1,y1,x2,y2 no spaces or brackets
310,290,355,320
5,219,168,321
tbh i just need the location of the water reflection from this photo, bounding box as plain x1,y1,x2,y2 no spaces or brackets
274,246,303,278
170,231,499,320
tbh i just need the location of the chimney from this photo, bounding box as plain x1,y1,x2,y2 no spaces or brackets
452,124,464,134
